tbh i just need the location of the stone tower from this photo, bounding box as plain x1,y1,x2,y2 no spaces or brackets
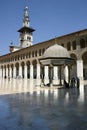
18,6,35,48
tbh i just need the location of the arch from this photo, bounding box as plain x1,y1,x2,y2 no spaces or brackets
70,53,77,60
80,39,85,48
82,51,87,79
26,60,31,78
82,51,87,64
21,61,25,78
11,64,14,78
32,59,37,79
15,62,19,77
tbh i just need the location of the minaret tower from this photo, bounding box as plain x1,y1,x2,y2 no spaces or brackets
18,6,35,48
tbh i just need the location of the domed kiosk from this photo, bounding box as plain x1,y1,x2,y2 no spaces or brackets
39,44,74,86
43,44,70,58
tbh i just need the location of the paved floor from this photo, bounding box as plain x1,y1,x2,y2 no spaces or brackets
0,79,87,130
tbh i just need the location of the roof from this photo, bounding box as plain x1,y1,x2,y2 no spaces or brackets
43,44,70,58
18,26,35,33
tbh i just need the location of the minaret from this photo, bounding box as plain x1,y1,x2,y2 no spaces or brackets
23,6,30,27
18,6,35,48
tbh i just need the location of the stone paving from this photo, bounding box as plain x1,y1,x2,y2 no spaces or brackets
0,79,87,130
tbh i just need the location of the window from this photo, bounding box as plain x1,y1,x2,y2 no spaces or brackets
85,38,87,47
72,41,76,50
32,51,34,57
42,48,45,54
67,42,71,51
35,50,37,57
80,39,85,48
26,53,28,58
29,52,31,58
27,36,31,41
39,49,41,56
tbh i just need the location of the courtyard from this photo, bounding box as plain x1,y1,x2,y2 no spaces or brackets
0,79,87,130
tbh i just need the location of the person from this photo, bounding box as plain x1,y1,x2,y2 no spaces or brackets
71,77,76,88
64,80,69,88
76,77,80,88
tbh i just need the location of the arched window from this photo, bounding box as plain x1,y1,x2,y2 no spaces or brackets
72,40,76,50
26,53,28,58
80,39,85,48
42,48,45,54
23,54,25,59
39,49,41,56
85,38,87,47
67,42,71,51
35,50,37,57
29,52,31,58
27,36,31,41
32,51,34,57
18,55,19,60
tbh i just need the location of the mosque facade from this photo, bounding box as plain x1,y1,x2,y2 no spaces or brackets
0,6,87,83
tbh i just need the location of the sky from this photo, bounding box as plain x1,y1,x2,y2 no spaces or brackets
0,0,87,55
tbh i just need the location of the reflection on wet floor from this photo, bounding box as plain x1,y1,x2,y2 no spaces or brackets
0,79,87,130
0,79,40,94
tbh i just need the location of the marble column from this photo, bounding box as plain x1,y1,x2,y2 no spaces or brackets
2,67,4,78
44,66,49,80
2,68,3,78
77,60,83,80
19,64,22,77
13,65,16,78
30,64,33,79
53,66,58,80
44,66,49,84
24,64,27,79
53,66,59,85
3,67,5,78
9,66,12,78
37,64,40,79
64,66,69,82
6,67,8,77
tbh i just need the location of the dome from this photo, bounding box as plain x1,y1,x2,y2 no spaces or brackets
43,44,70,58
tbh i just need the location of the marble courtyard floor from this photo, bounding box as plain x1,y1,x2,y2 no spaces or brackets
0,79,87,130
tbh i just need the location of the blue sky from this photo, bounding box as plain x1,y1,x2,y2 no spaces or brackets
0,0,87,55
